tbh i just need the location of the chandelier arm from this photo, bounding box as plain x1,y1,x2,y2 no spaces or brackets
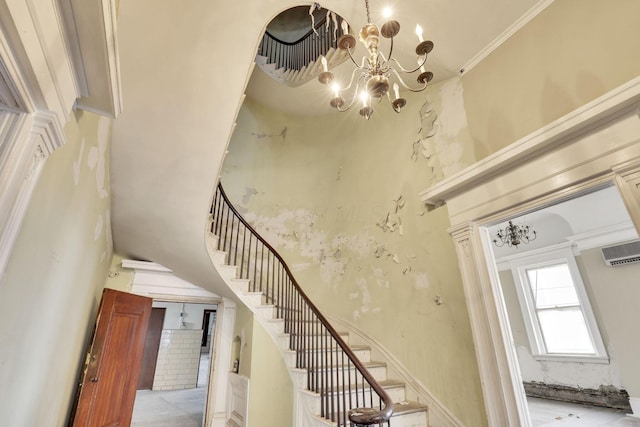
390,68,428,93
335,78,365,112
345,46,366,68
388,54,428,74
338,65,366,93
386,37,394,66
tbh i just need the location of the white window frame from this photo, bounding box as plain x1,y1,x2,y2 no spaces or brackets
506,242,608,363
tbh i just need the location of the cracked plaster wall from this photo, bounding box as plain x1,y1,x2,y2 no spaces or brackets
0,111,114,426
221,77,484,426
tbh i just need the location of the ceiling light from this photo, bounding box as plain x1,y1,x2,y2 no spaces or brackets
493,221,537,249
317,0,434,120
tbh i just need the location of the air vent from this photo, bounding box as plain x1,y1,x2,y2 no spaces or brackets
601,240,640,266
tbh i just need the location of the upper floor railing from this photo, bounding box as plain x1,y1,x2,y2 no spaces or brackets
258,16,346,71
210,182,393,426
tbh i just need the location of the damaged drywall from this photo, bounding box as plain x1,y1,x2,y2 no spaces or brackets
413,78,475,181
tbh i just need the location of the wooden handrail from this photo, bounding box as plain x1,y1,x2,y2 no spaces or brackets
264,16,330,46
212,182,394,426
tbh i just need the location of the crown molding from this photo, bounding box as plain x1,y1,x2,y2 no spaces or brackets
60,0,123,118
459,0,555,75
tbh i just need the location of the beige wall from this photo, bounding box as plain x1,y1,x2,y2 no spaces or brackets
232,304,293,427
579,248,640,397
0,111,113,426
462,0,640,160
247,317,294,427
222,78,486,425
233,303,254,377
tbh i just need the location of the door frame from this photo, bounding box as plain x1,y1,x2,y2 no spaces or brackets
123,259,236,427
419,77,640,426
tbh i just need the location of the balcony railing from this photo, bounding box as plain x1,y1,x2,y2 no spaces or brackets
258,16,346,72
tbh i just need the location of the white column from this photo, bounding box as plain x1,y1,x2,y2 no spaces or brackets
449,223,530,427
207,298,236,427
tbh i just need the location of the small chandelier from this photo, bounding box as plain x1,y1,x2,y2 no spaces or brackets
493,221,537,248
317,0,434,120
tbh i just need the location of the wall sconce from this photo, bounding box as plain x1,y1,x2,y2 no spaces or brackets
493,220,537,248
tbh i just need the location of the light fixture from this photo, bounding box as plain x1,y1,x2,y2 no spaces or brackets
317,0,434,119
493,220,537,248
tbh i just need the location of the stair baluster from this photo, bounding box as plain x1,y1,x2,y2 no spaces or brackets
211,183,393,426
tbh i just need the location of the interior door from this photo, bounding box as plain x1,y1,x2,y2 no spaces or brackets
71,288,152,427
137,307,166,390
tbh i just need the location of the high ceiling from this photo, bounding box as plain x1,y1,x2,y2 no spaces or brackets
246,0,551,116
110,0,552,294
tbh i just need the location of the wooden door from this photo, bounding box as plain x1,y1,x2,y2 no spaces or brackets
71,288,152,427
137,307,166,390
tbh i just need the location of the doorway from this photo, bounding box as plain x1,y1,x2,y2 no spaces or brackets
131,301,218,427
482,186,640,425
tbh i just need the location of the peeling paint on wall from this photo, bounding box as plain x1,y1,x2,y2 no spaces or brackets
242,187,259,204
415,78,475,180
94,215,104,241
251,126,287,142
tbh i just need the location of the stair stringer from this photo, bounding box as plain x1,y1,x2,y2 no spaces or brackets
205,231,428,427
326,314,466,427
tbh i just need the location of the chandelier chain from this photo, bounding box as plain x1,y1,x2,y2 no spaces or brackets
365,0,371,23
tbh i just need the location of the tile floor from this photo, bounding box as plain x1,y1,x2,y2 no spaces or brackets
131,353,210,427
131,387,206,427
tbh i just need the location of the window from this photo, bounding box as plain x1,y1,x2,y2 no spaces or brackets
508,244,607,362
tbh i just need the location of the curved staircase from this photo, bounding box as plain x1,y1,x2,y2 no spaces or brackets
207,183,428,426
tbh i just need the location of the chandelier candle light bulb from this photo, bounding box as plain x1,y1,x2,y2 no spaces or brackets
415,24,424,43
321,56,328,72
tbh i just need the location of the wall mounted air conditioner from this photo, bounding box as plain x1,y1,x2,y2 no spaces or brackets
601,240,640,266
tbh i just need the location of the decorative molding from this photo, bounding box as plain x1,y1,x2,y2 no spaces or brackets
31,110,64,157
420,76,640,207
326,314,465,427
459,0,555,75
566,221,638,252
419,78,640,426
123,259,222,300
0,0,121,285
122,259,173,272
0,129,46,279
60,0,123,118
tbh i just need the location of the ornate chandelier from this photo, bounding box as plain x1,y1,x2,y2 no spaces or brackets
493,221,537,248
317,0,434,119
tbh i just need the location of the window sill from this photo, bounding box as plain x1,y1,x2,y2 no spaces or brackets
532,354,610,364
